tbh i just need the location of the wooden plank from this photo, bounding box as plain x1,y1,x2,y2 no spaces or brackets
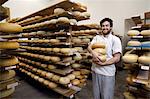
15,0,87,22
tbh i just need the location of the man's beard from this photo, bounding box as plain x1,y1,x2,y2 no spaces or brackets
102,29,111,35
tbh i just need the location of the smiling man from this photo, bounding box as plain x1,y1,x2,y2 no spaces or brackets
88,18,122,99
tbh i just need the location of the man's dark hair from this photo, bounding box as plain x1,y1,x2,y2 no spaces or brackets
100,18,113,27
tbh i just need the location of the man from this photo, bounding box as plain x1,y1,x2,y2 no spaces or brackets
88,18,122,99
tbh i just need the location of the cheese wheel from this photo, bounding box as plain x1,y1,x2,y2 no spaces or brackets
82,38,90,43
127,41,141,46
52,75,60,82
43,80,49,86
0,70,16,81
38,78,44,83
48,82,57,89
62,57,72,61
0,41,19,49
59,77,70,85
80,69,90,75
138,55,150,65
81,12,91,18
72,11,81,17
0,79,16,91
72,79,80,85
97,55,107,62
0,88,15,98
93,48,106,55
58,17,70,23
72,71,81,77
41,71,47,77
73,55,82,61
0,56,19,67
52,48,60,53
67,74,75,80
60,48,72,54
49,39,60,43
140,30,150,36
92,42,105,49
0,23,23,33
72,63,81,68
127,30,140,36
70,19,77,25
122,54,138,63
45,72,54,79
50,56,60,62
54,8,65,14
47,64,56,70
72,38,82,43
49,19,58,24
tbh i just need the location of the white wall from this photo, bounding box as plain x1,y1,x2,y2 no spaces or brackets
3,0,150,36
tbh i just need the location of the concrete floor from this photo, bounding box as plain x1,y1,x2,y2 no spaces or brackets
11,70,127,99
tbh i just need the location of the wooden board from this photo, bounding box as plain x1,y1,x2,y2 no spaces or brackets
15,0,87,22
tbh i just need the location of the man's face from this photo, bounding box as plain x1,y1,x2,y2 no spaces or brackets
101,21,112,35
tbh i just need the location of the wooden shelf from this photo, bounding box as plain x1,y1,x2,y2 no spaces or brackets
0,0,8,5
15,0,87,23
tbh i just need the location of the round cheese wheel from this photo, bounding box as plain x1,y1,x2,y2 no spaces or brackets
122,54,138,63
72,71,81,77
97,55,107,62
73,47,83,52
33,76,39,80
82,38,90,43
80,69,90,75
0,56,19,67
46,72,54,79
54,8,65,14
127,30,140,36
93,48,106,55
38,78,44,83
58,17,70,23
127,41,141,46
92,42,105,49
140,30,150,36
47,64,56,70
52,48,60,53
80,79,86,83
36,69,42,74
72,63,81,68
48,82,57,89
59,77,70,85
67,74,75,80
43,80,49,86
72,79,80,85
62,57,72,61
138,55,150,65
70,19,77,25
0,88,15,98
72,11,81,17
81,12,91,18
0,23,23,33
49,19,58,24
45,48,52,52
0,41,19,49
50,56,60,62
41,71,47,77
60,48,72,54
73,55,82,61
0,70,16,81
49,39,60,43
52,75,60,82
72,38,82,43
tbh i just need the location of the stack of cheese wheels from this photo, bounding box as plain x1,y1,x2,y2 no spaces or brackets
138,52,150,65
0,22,23,33
140,30,150,36
127,30,140,36
92,42,106,62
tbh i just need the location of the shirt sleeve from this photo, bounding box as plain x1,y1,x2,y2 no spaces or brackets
112,36,122,55
90,35,98,45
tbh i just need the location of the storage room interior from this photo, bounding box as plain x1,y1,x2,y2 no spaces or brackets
0,0,150,99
